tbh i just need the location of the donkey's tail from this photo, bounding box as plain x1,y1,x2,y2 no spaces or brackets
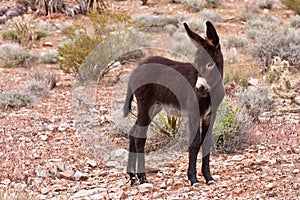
123,85,134,117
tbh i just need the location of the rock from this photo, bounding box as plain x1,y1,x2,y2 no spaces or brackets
13,183,27,190
248,78,259,86
87,159,97,168
59,169,75,179
39,135,48,141
231,155,244,162
43,42,53,47
1,179,11,185
41,187,51,195
58,122,70,132
138,183,153,193
111,148,128,159
72,188,107,198
266,183,274,190
106,161,120,168
160,182,167,189
293,169,299,174
153,192,162,199
74,170,88,181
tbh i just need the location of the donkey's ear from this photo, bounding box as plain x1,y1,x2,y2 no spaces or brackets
206,21,220,47
184,23,206,47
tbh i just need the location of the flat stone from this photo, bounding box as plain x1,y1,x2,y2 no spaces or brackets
87,159,97,168
59,169,75,179
74,170,88,181
138,183,153,193
106,161,120,168
41,187,51,195
72,188,107,198
1,179,11,185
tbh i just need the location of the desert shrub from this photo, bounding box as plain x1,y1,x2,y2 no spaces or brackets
239,3,258,22
41,50,58,64
58,11,141,77
183,19,206,32
222,35,248,50
238,85,275,120
199,9,223,23
0,44,38,68
181,0,222,11
171,31,196,60
213,98,251,153
29,69,58,90
26,80,49,97
281,0,300,14
3,14,46,47
224,63,252,87
0,91,32,110
223,48,239,64
246,14,300,68
290,15,300,28
151,113,182,138
164,24,177,33
181,0,207,12
133,14,179,28
258,0,277,9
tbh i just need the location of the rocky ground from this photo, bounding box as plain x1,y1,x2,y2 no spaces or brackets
0,0,300,199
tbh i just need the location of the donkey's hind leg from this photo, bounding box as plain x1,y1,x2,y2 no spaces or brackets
127,126,138,185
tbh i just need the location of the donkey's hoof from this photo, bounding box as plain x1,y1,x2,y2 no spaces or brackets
130,177,138,186
192,182,200,187
139,176,148,184
206,179,215,185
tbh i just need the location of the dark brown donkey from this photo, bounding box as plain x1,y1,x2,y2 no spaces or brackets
123,21,224,187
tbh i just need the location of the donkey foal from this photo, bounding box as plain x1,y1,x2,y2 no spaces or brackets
123,21,224,187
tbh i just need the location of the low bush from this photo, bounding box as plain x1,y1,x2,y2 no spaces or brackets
199,9,223,24
281,0,300,14
238,85,275,120
213,98,251,153
0,91,32,110
171,31,196,60
29,69,58,90
246,14,300,68
290,15,300,28
0,44,38,68
133,14,179,28
222,34,248,50
181,0,222,12
258,0,277,9
41,50,58,64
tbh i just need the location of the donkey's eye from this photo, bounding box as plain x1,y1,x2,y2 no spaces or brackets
206,62,215,69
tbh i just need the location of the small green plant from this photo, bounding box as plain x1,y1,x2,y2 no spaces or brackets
281,0,300,14
3,14,46,47
171,31,196,60
0,44,38,68
0,91,32,110
239,85,275,120
151,113,182,137
213,98,250,153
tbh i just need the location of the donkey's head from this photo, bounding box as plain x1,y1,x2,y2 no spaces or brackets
184,21,224,80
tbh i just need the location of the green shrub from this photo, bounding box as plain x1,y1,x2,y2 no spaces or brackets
0,44,38,68
281,0,300,14
213,98,251,153
0,91,32,110
4,14,46,47
58,11,135,77
246,14,300,68
238,86,275,120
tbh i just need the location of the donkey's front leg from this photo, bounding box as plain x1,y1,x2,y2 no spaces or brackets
201,112,215,185
188,127,201,187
